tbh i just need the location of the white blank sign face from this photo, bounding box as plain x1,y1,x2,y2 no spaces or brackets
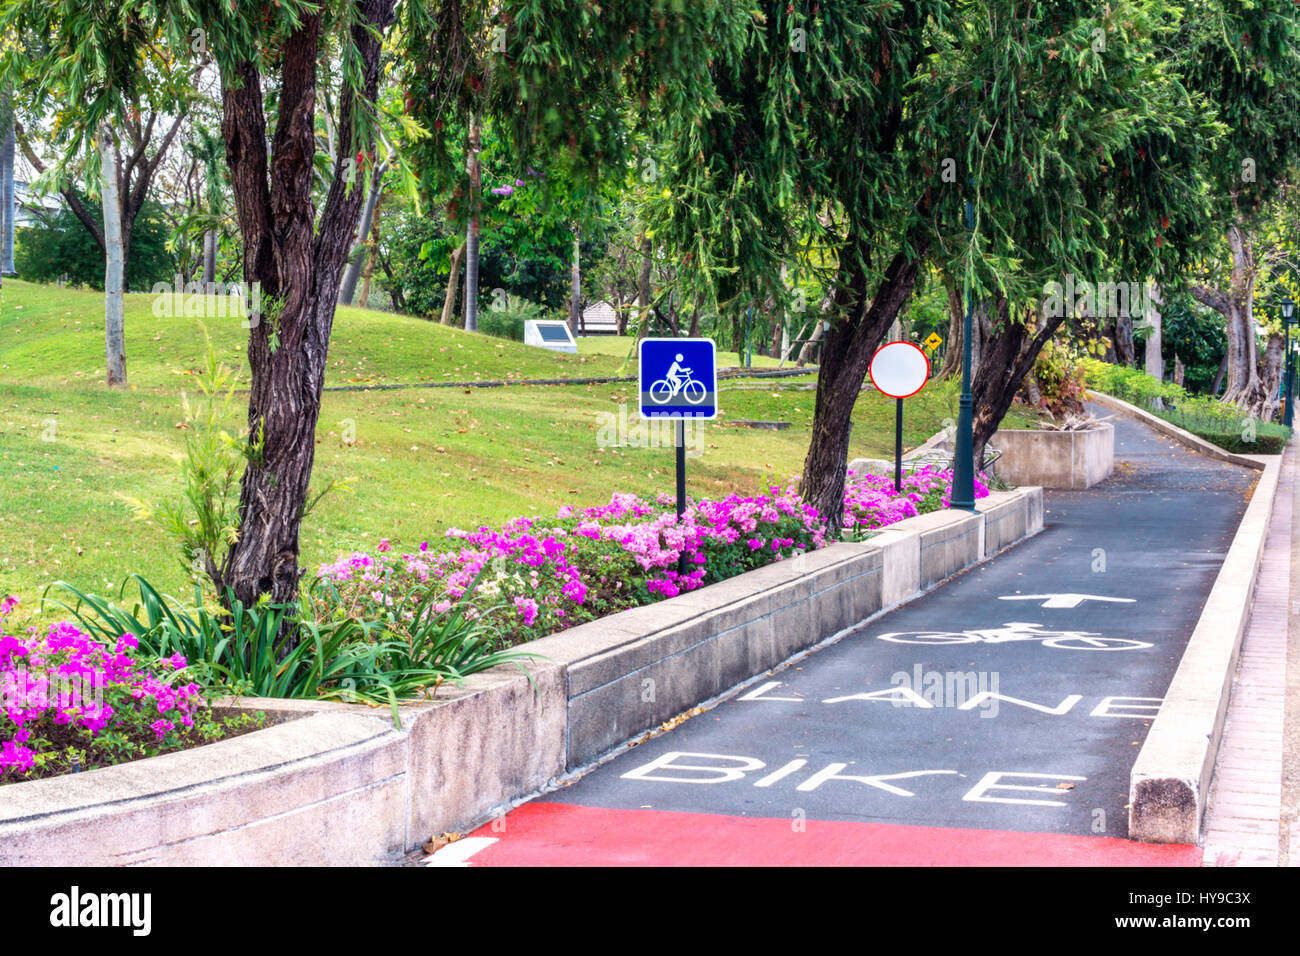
869,341,930,398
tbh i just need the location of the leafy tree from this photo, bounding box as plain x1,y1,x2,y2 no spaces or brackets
15,194,175,289
1180,0,1300,416
1137,294,1228,395
3,0,751,619
4,8,194,384
643,0,1221,530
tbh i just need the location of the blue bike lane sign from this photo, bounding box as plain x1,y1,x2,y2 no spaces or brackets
638,338,719,419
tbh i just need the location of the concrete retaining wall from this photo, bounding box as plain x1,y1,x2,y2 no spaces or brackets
1,487,1044,865
1128,456,1282,843
993,422,1114,489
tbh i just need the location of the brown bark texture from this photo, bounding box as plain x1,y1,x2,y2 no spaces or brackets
218,1,396,612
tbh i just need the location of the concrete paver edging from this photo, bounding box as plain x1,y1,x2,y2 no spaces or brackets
1129,455,1283,843
1087,390,1267,471
0,487,1043,865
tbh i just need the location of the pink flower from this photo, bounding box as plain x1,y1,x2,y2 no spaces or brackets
0,739,35,770
514,597,539,627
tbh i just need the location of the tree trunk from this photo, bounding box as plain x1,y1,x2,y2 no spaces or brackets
18,108,181,289
799,240,928,534
971,297,1068,466
1173,354,1185,387
569,225,581,333
338,160,387,305
1210,352,1228,396
220,2,394,614
1112,307,1136,367
202,230,217,292
100,123,127,387
1192,224,1272,415
1144,282,1164,381
1259,332,1285,421
1223,225,1265,408
463,117,482,332
358,195,382,309
797,318,825,367
0,91,14,276
780,318,811,365
441,241,465,324
636,231,652,328
939,276,995,382
938,278,963,378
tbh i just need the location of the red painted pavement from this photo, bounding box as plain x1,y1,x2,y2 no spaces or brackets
459,802,1203,867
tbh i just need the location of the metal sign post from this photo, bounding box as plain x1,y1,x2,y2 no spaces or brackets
869,341,931,492
639,338,719,574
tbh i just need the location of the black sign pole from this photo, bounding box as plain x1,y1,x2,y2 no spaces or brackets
676,418,688,574
894,397,903,493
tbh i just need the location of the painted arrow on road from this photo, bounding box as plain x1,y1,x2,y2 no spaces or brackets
998,594,1137,609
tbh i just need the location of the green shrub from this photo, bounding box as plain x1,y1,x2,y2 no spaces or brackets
477,295,548,342
15,196,176,291
1161,417,1291,454
1031,340,1088,416
476,308,526,341
1081,358,1291,454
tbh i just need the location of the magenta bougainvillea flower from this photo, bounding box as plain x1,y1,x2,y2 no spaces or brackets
314,471,980,643
1,599,211,780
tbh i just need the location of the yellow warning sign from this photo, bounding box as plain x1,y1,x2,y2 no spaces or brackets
924,332,943,351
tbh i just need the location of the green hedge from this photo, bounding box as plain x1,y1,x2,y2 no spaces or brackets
476,295,551,342
1081,358,1290,455
477,309,526,341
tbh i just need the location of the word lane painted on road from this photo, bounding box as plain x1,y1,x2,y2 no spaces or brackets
738,680,1163,720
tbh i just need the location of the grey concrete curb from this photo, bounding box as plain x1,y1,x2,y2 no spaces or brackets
1128,454,1282,843
0,488,1043,865
1087,390,1267,471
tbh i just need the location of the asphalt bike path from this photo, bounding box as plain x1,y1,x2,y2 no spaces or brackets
441,405,1257,866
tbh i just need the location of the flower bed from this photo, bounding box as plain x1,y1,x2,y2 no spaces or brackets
0,598,260,784
842,464,990,536
312,469,985,647
4,468,988,785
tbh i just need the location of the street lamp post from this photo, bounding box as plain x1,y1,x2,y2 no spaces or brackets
950,197,977,511
1283,297,1295,429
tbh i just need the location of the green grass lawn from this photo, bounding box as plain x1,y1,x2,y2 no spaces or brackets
0,279,1038,622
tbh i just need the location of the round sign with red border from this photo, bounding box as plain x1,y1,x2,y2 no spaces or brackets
869,341,930,399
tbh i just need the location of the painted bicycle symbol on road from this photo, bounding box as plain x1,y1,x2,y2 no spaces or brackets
876,621,1152,651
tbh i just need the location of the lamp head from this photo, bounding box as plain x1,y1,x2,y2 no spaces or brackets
1283,297,1295,323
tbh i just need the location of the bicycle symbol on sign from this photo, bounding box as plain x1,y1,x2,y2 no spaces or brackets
876,621,1151,651
650,352,708,405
